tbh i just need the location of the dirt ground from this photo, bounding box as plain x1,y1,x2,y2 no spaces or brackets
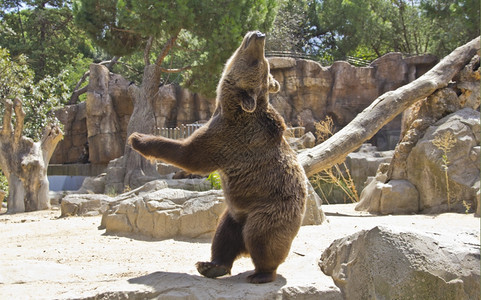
0,204,479,299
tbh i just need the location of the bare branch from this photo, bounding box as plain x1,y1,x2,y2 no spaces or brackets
68,70,90,105
144,36,154,66
105,56,120,70
111,26,138,34
159,66,192,73
68,57,123,105
155,29,181,66
299,36,480,177
68,85,89,105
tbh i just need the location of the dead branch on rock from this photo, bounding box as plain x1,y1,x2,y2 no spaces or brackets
299,36,480,177
0,98,63,212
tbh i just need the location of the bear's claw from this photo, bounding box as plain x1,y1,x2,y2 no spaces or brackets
196,261,230,278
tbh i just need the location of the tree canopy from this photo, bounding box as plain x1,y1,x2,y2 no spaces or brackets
317,0,480,60
265,0,320,54
73,0,278,97
0,47,67,140
266,0,480,62
0,0,95,82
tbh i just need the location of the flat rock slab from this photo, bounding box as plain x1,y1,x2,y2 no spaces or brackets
0,205,479,299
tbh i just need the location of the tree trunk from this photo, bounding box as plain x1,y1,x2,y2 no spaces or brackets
122,64,163,189
0,98,63,213
299,36,480,177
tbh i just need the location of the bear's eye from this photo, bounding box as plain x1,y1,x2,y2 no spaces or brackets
250,59,259,67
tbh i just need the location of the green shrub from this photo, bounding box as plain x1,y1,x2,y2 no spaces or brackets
0,170,7,202
207,172,222,190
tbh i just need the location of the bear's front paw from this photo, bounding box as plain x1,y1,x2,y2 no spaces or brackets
196,261,230,278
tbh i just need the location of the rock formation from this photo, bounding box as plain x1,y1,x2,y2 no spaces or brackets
269,53,438,149
356,54,480,214
60,178,325,239
85,64,127,164
51,53,437,165
320,226,480,300
345,144,393,193
51,102,88,164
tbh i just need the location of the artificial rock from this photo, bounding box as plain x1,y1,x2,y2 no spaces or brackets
320,226,480,300
51,54,437,164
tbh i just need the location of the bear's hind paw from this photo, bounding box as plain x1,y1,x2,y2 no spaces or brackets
196,261,230,278
247,271,276,284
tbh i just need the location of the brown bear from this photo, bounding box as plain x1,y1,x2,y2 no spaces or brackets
128,31,307,284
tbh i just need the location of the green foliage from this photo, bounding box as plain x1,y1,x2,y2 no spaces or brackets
0,1,95,82
72,0,143,57
421,0,480,57
0,47,67,140
0,169,8,196
207,172,222,190
312,0,479,60
0,48,33,101
266,0,320,53
73,0,278,97
61,53,94,101
22,70,69,140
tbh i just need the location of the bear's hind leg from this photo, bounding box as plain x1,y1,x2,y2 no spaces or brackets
196,210,246,278
243,212,301,284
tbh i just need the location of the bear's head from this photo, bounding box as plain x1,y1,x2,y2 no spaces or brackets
217,31,280,114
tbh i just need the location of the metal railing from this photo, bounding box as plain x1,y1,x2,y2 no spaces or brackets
265,50,316,60
157,124,306,140
266,51,374,67
157,123,204,139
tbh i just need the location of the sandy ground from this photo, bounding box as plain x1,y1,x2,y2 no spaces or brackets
0,204,479,299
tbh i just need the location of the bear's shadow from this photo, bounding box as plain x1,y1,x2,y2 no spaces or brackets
128,270,287,296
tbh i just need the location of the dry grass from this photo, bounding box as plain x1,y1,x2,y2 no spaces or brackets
432,130,457,211
311,116,359,203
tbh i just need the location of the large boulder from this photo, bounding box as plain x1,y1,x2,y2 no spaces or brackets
356,54,480,215
102,188,225,239
75,173,106,194
100,179,325,239
61,194,115,217
407,108,480,213
320,226,480,300
357,108,480,214
303,180,326,225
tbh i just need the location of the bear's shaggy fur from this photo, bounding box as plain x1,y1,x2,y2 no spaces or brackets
129,31,307,283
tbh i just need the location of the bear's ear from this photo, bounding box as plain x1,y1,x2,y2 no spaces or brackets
268,74,280,94
241,90,257,113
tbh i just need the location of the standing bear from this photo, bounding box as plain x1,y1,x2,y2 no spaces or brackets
129,31,307,284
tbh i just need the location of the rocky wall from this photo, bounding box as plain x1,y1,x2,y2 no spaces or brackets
269,53,438,149
51,53,437,165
